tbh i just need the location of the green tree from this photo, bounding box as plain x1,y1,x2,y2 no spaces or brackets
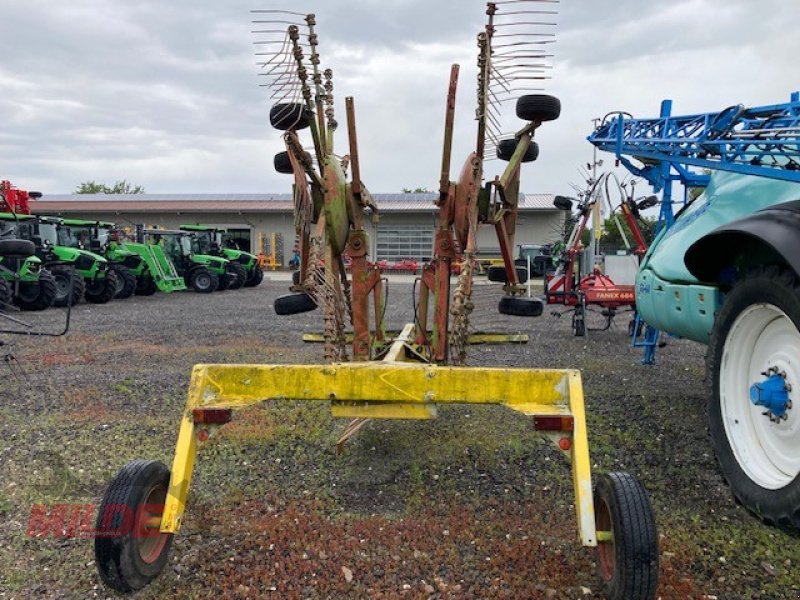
600,214,658,250
402,187,432,194
74,180,145,194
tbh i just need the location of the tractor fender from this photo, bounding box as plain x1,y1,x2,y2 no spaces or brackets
684,199,800,283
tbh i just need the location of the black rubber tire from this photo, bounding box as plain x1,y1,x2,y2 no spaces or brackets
573,308,586,337
109,265,137,299
274,151,293,174
94,460,173,593
487,265,528,284
0,278,11,308
516,94,561,122
227,263,248,290
270,103,311,131
50,266,84,307
244,267,264,288
0,239,35,258
497,295,543,317
292,270,302,285
274,292,317,315
85,270,119,304
706,266,800,530
593,472,659,600
135,273,158,296
496,139,539,163
189,268,218,293
15,269,57,311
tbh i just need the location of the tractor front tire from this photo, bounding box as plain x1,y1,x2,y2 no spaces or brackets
593,472,659,600
244,267,264,288
135,273,158,296
227,263,248,290
516,94,561,122
110,265,137,299
94,460,173,593
14,269,57,311
274,292,317,315
189,268,218,293
498,296,543,317
706,266,800,530
51,266,84,307
85,270,119,304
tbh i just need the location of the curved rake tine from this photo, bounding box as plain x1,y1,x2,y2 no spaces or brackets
492,21,558,27
251,9,308,16
494,10,559,16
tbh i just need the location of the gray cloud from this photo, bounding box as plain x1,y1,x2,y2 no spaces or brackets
1,0,798,197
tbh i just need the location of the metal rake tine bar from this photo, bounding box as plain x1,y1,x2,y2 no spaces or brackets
251,29,298,34
492,0,560,4
494,10,559,15
493,33,556,38
493,52,554,58
491,21,558,27
251,9,308,15
494,65,553,71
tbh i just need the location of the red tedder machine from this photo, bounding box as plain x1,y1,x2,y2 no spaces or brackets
545,173,656,336
0,180,39,214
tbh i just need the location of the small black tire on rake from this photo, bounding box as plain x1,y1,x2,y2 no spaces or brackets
516,94,561,122
487,265,528,284
270,103,311,131
274,152,294,174
274,292,317,315
496,139,539,163
0,238,36,258
498,296,543,317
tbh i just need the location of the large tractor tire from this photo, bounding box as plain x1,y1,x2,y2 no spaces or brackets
274,292,317,315
496,139,539,163
706,266,800,530
109,265,137,299
94,460,173,593
244,267,264,288
0,278,11,308
15,269,58,311
516,94,561,122
269,103,311,131
593,472,659,599
189,268,218,293
135,273,158,296
227,263,248,290
51,266,85,307
85,270,119,304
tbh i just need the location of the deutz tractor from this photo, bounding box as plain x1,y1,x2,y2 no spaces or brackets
179,225,264,287
138,228,235,293
0,214,117,306
0,216,57,311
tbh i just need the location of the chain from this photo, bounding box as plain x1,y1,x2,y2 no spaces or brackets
449,255,476,365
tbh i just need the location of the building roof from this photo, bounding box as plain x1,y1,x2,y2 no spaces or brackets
30,192,558,214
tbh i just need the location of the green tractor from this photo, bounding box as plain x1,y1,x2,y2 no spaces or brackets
179,225,263,288
0,213,117,306
0,228,56,311
59,219,186,297
138,228,235,293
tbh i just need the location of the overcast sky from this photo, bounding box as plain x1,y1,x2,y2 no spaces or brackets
1,0,798,196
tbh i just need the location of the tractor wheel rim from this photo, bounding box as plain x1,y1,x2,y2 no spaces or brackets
17,284,39,302
55,276,70,297
113,274,124,294
196,274,211,289
720,303,800,489
595,497,614,582
135,482,168,564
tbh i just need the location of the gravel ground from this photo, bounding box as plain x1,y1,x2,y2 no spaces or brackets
0,277,798,599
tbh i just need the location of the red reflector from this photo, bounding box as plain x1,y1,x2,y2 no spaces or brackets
533,415,574,432
558,437,572,451
192,408,232,424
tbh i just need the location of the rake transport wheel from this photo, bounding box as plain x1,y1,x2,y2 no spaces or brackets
0,239,35,257
593,472,659,600
274,292,317,315
51,266,84,307
706,267,800,530
85,270,119,304
15,269,57,311
135,273,157,296
227,263,248,290
109,265,137,299
189,268,218,293
270,103,311,131
516,94,561,122
496,139,539,163
487,265,528,284
498,295,543,317
244,266,264,288
94,460,173,593
275,150,313,174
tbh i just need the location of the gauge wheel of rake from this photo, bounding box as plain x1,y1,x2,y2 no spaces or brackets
274,292,317,315
274,150,313,174
516,94,561,122
270,103,311,131
593,472,659,600
496,139,539,163
0,238,35,258
498,295,542,317
487,265,528,284
94,460,173,594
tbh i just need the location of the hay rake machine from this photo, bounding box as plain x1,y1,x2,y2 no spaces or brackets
93,4,659,598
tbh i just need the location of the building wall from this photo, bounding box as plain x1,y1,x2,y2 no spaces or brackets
38,209,564,266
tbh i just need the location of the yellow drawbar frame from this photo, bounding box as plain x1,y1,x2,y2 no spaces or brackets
160,324,597,547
